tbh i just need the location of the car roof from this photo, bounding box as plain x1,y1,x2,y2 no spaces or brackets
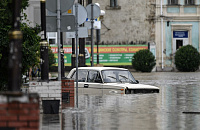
71,67,128,71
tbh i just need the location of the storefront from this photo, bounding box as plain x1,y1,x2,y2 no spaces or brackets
173,31,189,53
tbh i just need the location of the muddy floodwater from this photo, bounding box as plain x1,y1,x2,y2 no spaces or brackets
41,72,200,130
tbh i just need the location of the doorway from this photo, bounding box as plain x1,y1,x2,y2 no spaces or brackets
176,40,183,50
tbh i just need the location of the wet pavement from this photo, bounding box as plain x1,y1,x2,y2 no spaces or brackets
41,72,200,130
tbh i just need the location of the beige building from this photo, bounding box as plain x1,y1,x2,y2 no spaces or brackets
92,0,156,44
24,0,156,44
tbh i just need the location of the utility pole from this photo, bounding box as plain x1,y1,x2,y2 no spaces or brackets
40,0,49,81
8,0,23,92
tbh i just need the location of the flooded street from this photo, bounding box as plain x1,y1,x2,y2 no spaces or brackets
41,72,200,130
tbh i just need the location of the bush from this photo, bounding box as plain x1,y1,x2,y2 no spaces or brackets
175,45,200,72
132,49,156,72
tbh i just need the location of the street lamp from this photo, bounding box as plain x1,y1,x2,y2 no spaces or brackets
8,0,23,92
40,0,49,81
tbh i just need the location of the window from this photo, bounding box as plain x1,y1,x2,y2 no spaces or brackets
110,0,118,7
87,71,102,83
102,70,137,83
185,0,195,5
47,32,57,45
168,0,178,5
106,0,121,10
72,70,87,82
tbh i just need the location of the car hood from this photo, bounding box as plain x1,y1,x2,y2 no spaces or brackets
104,83,159,90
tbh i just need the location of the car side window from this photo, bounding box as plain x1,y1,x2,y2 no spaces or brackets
71,70,87,82
87,71,102,83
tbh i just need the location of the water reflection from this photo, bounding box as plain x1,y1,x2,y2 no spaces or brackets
62,94,160,130
42,72,200,130
40,114,61,130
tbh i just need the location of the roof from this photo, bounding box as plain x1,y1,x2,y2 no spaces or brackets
67,67,129,79
71,67,128,71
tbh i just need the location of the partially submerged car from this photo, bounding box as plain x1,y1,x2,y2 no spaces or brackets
67,67,159,94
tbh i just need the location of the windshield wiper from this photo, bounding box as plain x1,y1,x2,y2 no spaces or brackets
119,75,137,84
107,76,117,80
119,75,128,80
107,76,122,83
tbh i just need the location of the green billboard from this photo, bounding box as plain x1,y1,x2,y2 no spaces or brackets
50,44,148,66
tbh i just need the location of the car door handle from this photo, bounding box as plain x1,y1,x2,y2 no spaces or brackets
84,84,89,88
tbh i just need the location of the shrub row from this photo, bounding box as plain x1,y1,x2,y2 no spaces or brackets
132,45,200,72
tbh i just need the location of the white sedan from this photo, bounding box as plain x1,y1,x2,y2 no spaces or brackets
67,67,159,94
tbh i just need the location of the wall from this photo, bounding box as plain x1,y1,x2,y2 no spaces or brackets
24,0,156,45
93,0,156,44
29,81,62,114
0,93,40,130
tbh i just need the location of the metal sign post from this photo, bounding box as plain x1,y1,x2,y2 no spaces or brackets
46,0,75,80
86,4,100,66
91,4,94,66
73,3,88,108
75,3,79,108
57,0,61,81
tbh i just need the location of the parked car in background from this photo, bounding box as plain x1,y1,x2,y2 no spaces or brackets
67,67,159,94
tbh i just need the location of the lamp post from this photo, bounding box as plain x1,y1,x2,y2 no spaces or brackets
40,0,49,81
8,0,23,92
96,29,100,64
60,32,65,78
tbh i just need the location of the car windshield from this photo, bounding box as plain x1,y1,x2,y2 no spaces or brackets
101,70,137,83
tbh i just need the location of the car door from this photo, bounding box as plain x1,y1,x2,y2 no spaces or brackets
71,69,88,94
83,70,103,95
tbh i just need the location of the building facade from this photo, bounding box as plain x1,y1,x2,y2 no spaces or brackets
92,0,156,45
155,0,200,71
24,0,156,45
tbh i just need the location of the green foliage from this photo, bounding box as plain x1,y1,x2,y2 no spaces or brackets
48,47,56,71
0,0,41,90
21,23,41,73
175,45,200,72
132,49,156,72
